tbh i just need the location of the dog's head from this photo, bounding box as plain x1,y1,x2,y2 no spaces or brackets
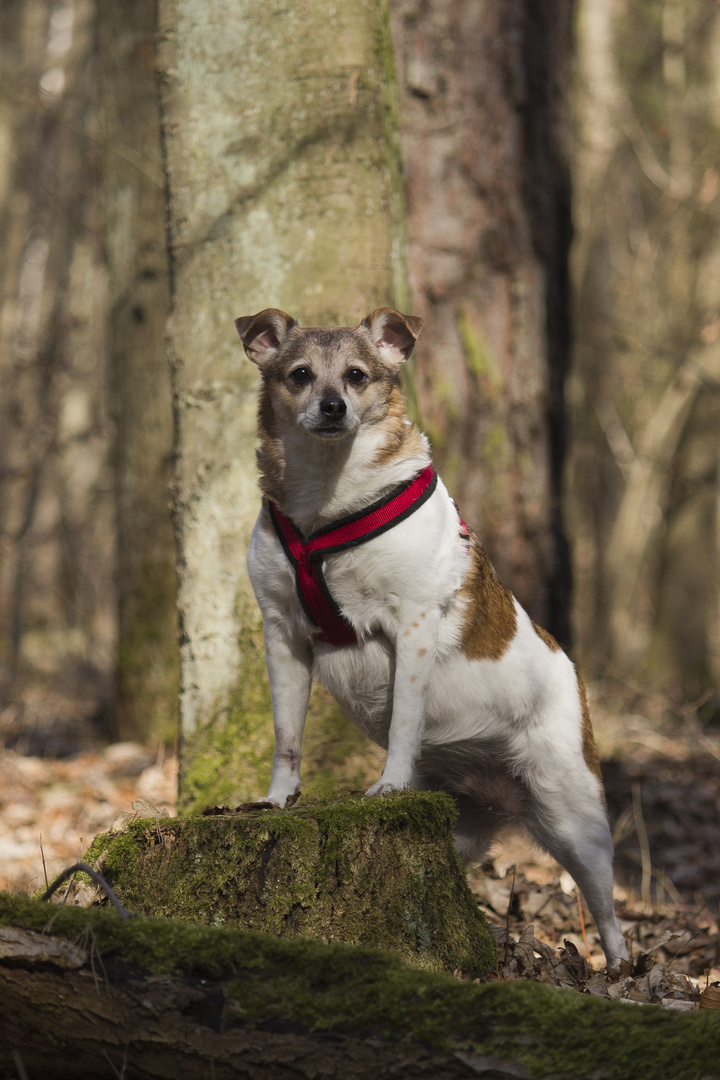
235,308,422,440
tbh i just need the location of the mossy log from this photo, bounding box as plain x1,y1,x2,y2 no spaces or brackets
80,792,494,977
1,894,720,1080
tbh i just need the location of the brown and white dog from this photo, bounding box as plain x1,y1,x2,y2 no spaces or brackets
235,306,628,968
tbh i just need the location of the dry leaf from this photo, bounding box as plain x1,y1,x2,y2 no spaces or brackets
699,983,720,1010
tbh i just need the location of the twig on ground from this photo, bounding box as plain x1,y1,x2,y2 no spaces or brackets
59,838,85,907
41,862,132,919
503,866,516,972
577,890,591,958
39,834,48,891
12,1050,29,1080
632,783,653,909
102,1045,129,1080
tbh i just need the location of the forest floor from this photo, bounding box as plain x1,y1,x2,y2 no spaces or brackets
1,679,719,1011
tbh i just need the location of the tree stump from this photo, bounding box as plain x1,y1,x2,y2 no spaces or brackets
79,791,494,977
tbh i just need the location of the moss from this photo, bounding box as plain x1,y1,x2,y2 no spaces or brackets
80,829,116,872
457,305,502,392
79,791,495,976
482,421,509,462
1,891,719,1078
476,980,720,1080
116,553,179,745
177,598,273,812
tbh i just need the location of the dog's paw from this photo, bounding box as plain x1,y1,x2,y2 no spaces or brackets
364,780,409,798
260,790,300,810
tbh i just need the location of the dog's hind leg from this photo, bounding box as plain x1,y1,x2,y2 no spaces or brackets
452,799,507,865
523,775,628,968
412,768,507,864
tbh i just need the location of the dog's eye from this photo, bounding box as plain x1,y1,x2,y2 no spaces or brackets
347,368,368,385
289,367,312,386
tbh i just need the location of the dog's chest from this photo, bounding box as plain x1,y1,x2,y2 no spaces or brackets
249,486,468,737
252,484,464,632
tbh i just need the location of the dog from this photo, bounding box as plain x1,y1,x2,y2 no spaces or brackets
235,305,629,968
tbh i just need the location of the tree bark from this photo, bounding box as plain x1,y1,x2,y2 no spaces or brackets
389,0,574,640
155,0,409,808
1,892,719,1080
571,0,720,706
0,0,116,750
96,1,179,744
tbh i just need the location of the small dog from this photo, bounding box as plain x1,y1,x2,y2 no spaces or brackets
236,306,628,968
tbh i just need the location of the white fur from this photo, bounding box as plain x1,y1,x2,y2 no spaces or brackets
243,314,629,968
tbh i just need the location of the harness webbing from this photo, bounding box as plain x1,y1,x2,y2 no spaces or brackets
269,465,437,647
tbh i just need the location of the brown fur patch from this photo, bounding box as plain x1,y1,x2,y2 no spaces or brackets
532,623,561,652
576,670,604,787
255,383,286,504
459,535,517,661
371,385,426,467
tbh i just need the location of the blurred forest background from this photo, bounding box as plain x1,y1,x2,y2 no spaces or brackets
0,0,719,770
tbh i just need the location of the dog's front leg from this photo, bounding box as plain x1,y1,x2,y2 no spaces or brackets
366,607,440,797
261,622,313,807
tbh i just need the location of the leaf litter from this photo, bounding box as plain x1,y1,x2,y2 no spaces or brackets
0,680,718,1010
466,685,720,1010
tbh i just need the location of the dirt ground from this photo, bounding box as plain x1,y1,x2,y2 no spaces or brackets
1,680,719,1010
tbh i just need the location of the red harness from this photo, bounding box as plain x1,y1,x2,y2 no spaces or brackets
269,465,438,647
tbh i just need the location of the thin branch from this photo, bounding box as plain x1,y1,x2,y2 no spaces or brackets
503,867,516,974
0,73,164,187
697,732,720,765
41,863,132,919
11,1051,29,1080
632,784,653,911
619,109,692,202
39,834,48,890
576,891,591,958
102,1045,129,1080
594,400,637,477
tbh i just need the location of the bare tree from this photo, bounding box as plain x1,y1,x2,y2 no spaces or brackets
156,0,408,808
390,0,575,640
0,0,115,752
572,0,720,714
96,1,178,744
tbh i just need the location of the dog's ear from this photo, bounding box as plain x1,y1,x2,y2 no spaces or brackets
235,309,297,367
362,308,423,368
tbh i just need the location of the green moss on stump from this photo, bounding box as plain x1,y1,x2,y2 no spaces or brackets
83,791,494,976
1,893,719,1080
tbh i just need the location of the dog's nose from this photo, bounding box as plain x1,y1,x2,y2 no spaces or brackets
320,396,347,418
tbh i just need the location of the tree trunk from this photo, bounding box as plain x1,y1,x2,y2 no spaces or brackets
2,892,719,1080
389,0,575,641
571,0,720,709
96,2,179,744
155,0,409,809
0,0,116,751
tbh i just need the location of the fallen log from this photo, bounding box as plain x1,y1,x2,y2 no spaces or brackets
1,892,719,1080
